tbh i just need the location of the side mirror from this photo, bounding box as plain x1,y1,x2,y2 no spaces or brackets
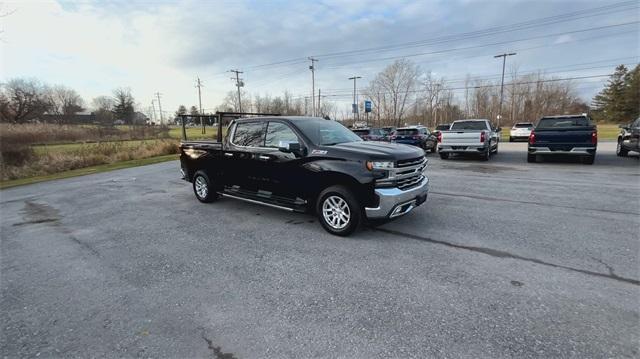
278,141,301,153
495,127,502,132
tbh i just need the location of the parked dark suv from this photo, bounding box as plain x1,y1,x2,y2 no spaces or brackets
617,117,640,157
352,128,385,141
391,126,437,152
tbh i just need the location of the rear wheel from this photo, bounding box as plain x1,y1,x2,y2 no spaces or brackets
617,139,629,157
583,155,595,165
193,171,218,203
480,147,490,161
527,153,536,163
317,185,361,236
439,152,449,160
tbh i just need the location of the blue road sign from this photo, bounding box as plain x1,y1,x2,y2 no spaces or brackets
365,100,372,113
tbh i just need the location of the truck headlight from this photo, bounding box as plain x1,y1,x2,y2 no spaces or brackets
366,161,394,171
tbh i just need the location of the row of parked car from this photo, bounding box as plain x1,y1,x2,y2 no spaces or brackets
351,115,640,165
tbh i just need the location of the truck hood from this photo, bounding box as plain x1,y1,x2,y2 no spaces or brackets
325,141,423,161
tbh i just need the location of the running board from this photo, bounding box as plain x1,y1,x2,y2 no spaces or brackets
218,192,295,212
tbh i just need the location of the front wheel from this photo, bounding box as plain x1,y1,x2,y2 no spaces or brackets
193,171,218,203
509,136,514,142
317,185,361,236
439,152,449,160
617,139,629,157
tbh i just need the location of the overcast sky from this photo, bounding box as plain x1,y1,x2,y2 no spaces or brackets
1,0,638,117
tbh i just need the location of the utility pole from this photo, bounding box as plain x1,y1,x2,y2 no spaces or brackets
151,99,158,124
348,76,362,122
155,92,164,125
304,97,309,116
230,69,244,113
317,89,321,117
494,52,516,128
196,77,205,134
308,57,318,117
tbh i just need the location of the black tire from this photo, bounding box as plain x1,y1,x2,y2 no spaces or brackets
432,144,438,153
316,185,361,236
439,152,449,160
509,136,514,142
527,154,536,163
480,147,490,161
617,139,629,157
192,170,218,203
583,155,595,165
493,143,499,154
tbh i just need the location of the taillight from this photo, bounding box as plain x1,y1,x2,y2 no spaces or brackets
480,131,485,143
437,132,442,143
529,131,536,144
591,131,597,145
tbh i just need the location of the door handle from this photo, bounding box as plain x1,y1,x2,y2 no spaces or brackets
224,152,233,157
258,155,270,161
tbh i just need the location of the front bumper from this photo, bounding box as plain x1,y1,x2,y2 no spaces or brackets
365,176,429,219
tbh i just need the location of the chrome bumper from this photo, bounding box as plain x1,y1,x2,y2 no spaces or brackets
365,176,429,219
529,147,596,155
438,145,487,153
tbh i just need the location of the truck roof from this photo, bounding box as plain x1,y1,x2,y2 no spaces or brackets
540,114,588,119
452,119,489,122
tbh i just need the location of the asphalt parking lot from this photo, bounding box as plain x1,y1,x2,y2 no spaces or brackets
1,142,638,358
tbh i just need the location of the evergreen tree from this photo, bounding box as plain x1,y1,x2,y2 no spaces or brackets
592,65,629,122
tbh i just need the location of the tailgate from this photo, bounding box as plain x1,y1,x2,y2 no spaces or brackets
534,129,594,145
441,131,483,146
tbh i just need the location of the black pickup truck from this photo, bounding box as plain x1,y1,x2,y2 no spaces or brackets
528,114,597,164
180,117,429,236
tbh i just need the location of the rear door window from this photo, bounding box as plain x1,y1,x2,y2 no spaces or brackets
233,121,265,147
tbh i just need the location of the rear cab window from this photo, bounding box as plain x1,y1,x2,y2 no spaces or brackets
514,123,533,128
537,116,592,128
450,121,488,130
352,129,370,135
232,121,265,147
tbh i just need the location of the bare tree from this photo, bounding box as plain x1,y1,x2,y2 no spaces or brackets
47,85,84,122
367,59,421,127
0,78,51,123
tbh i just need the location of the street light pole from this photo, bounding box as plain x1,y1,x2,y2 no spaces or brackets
348,76,362,122
494,52,516,128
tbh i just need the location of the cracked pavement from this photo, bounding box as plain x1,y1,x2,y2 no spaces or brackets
1,142,639,358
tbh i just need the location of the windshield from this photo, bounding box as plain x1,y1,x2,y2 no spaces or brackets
451,121,488,130
294,119,362,146
537,117,591,128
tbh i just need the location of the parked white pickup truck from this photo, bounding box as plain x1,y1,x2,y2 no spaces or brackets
437,119,500,161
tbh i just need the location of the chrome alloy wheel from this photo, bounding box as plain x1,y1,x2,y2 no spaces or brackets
322,195,351,230
194,176,208,199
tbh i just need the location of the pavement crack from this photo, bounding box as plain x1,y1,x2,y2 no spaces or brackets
374,227,640,286
430,191,640,216
199,328,237,359
591,256,617,277
12,218,58,226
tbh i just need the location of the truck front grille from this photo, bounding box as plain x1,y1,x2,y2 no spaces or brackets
396,156,425,168
397,174,424,190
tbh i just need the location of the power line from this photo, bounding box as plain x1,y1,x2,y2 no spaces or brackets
203,0,636,77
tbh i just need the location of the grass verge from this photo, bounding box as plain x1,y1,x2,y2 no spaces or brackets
0,154,178,189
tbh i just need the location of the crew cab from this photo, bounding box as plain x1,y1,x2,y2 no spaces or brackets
390,126,437,152
617,117,640,157
437,119,500,160
352,128,385,141
509,122,534,142
528,114,597,164
180,117,429,236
